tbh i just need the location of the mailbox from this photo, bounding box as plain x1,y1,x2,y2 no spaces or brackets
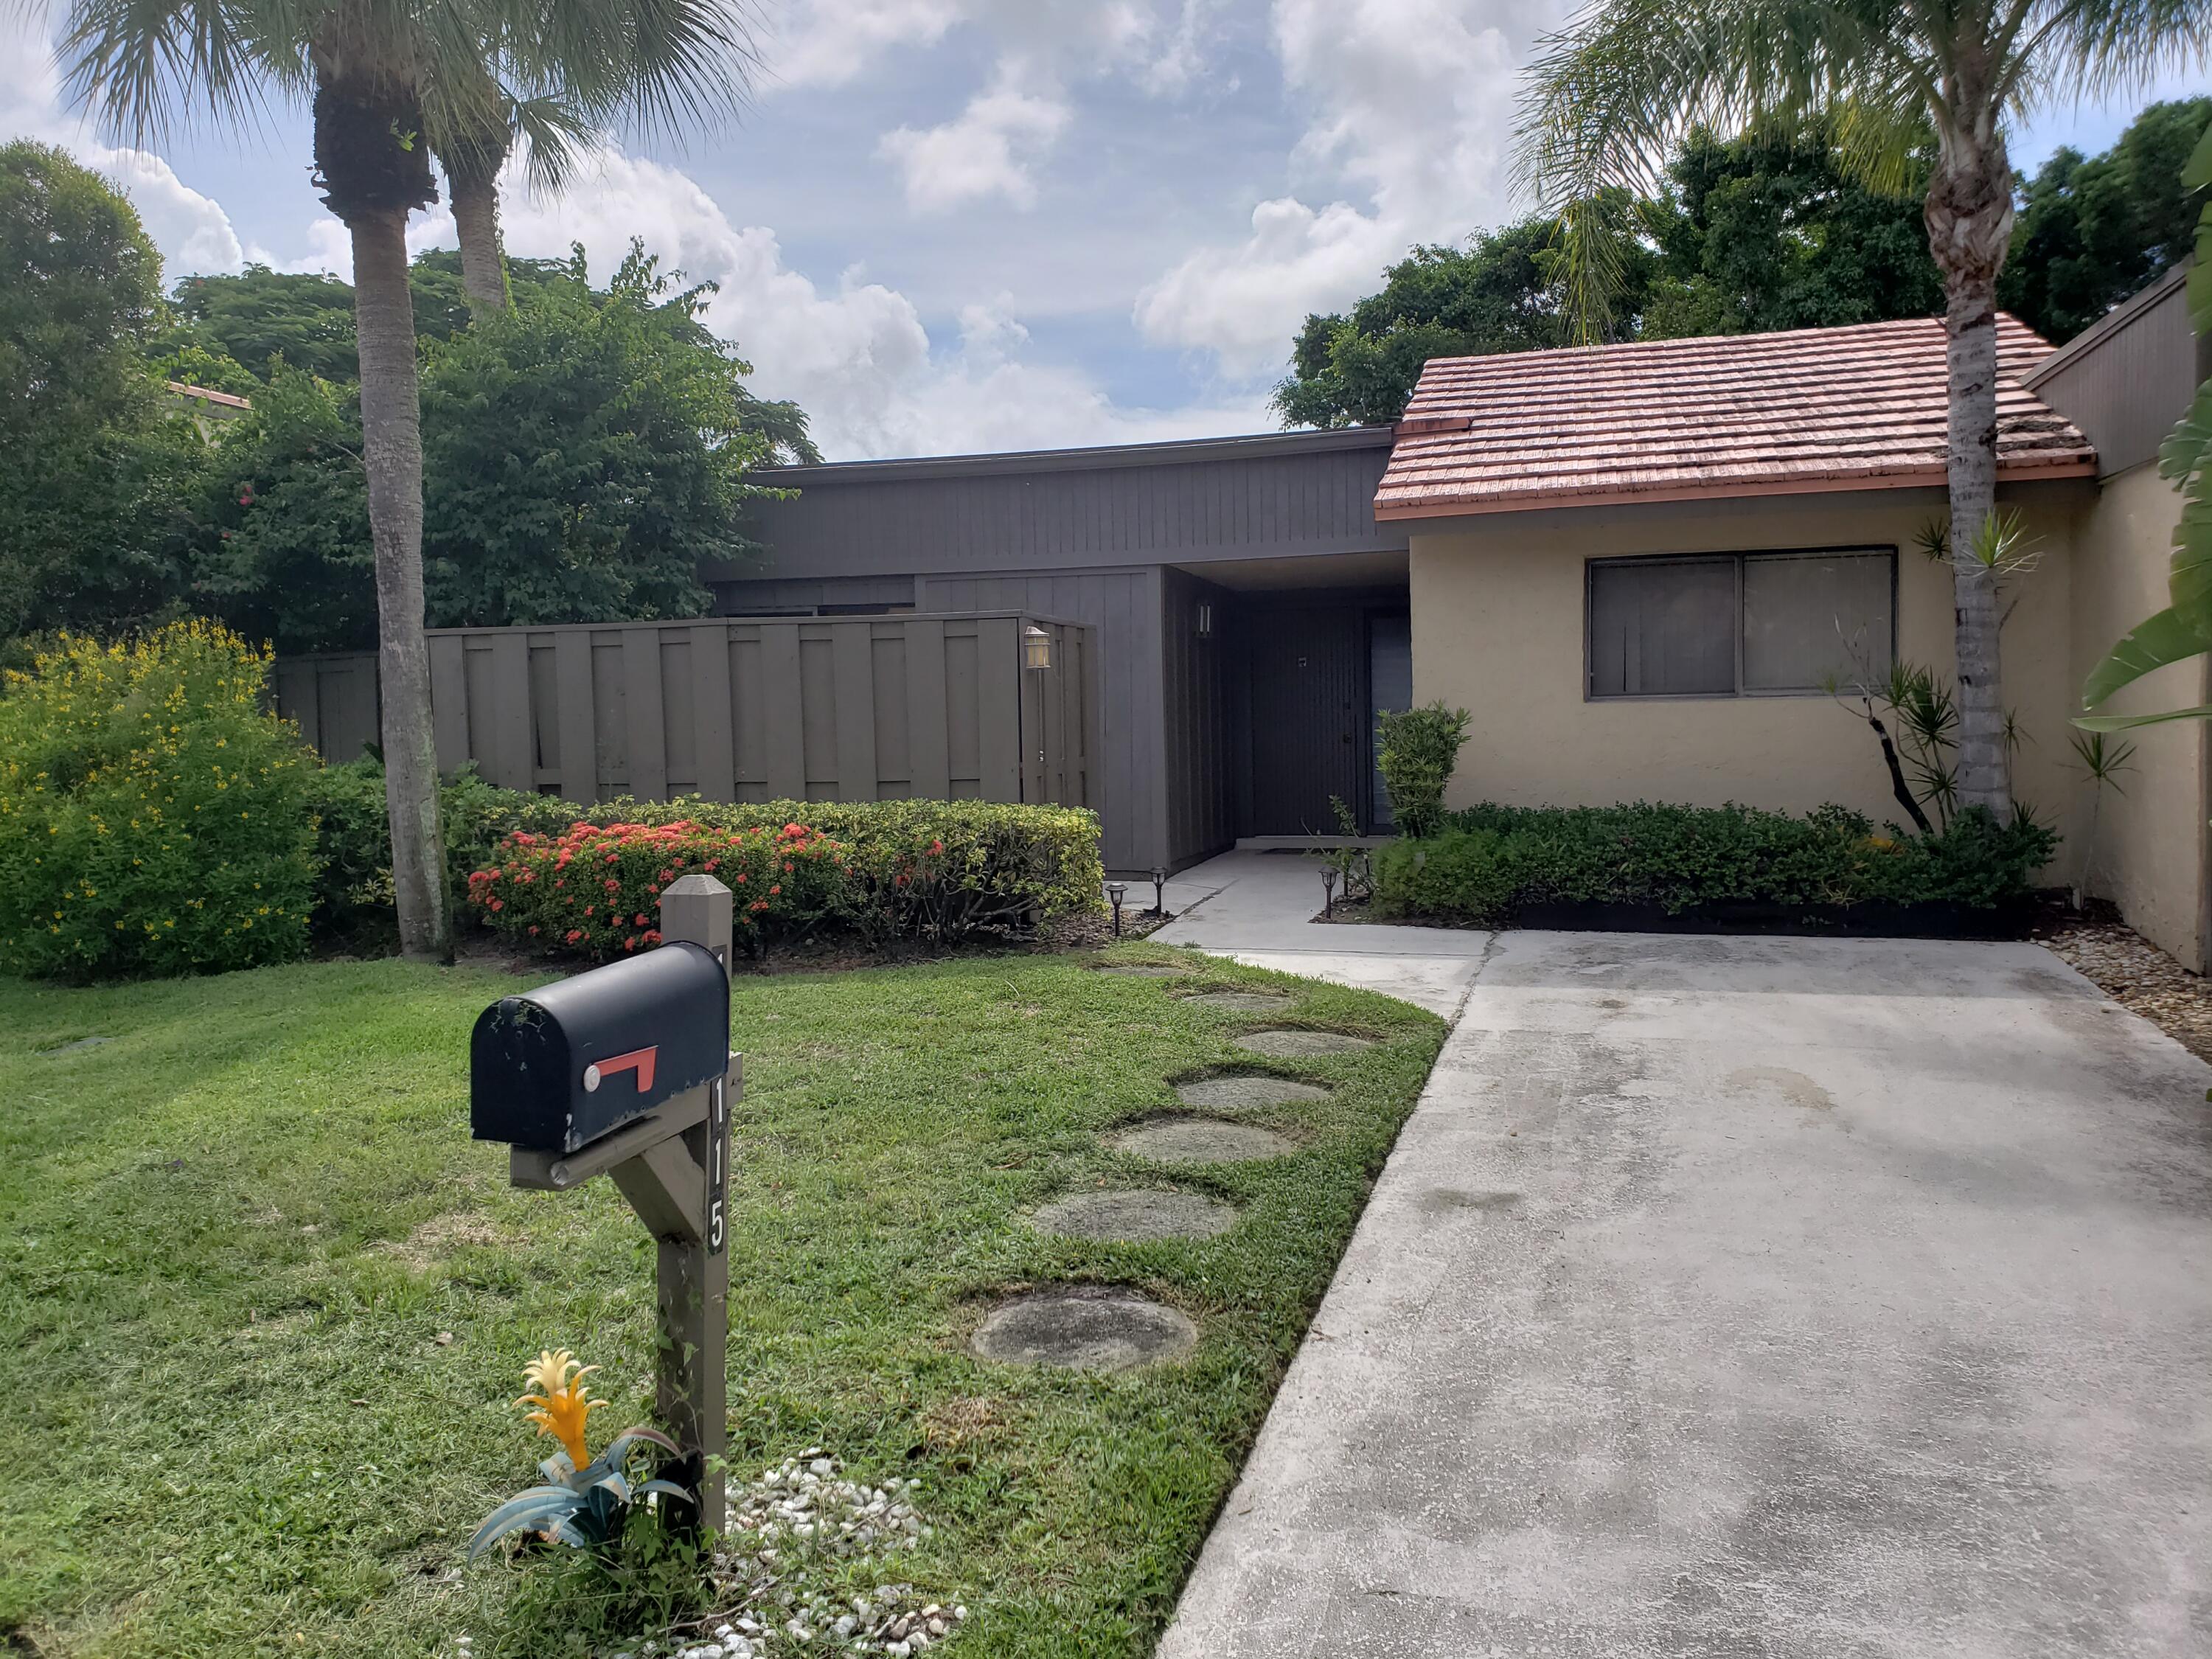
470,941,731,1153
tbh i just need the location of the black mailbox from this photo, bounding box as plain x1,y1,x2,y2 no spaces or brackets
471,941,731,1153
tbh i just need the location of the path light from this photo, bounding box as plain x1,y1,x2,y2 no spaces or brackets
1022,625,1054,672
1151,867,1168,917
1321,865,1338,917
1107,881,1127,936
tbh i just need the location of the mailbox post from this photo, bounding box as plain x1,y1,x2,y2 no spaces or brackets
471,874,738,1534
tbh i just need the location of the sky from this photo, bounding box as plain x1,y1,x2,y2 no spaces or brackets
1,0,2205,461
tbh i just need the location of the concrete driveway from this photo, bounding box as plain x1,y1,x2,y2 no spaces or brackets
1160,927,2212,1658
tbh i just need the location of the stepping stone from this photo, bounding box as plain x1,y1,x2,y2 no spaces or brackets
970,1287,1197,1371
1107,1116,1295,1165
39,1036,110,1056
1032,1189,1239,1242
1183,991,1293,1012
1175,1074,1332,1111
1091,964,1190,978
1233,1029,1377,1058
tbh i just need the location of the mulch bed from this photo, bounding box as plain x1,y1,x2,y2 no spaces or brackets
2034,907,2212,1064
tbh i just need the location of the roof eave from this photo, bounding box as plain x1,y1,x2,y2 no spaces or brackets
1373,458,2100,522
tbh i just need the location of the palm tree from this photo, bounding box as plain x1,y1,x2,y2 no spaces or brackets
1518,0,2209,820
50,0,762,958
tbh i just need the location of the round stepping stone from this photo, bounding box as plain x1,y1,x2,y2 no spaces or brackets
970,1287,1197,1371
1233,1029,1377,1058
1107,1116,1295,1165
1032,1189,1239,1241
1182,990,1293,1012
1176,1074,1332,1111
1091,964,1189,978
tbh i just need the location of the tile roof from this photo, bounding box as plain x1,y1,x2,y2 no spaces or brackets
1372,316,2096,521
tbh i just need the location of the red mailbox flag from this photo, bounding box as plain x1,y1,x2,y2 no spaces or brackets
582,1047,658,1094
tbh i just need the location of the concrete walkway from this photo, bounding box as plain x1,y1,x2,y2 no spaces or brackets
1153,880,2212,1657
1154,849,1490,1019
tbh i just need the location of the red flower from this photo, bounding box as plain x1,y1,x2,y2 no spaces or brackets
928,839,944,855
623,936,638,950
565,928,583,944
749,899,769,914
528,925,540,936
642,929,662,944
734,873,746,884
604,877,619,891
768,884,781,896
703,859,719,872
633,913,648,927
487,898,504,912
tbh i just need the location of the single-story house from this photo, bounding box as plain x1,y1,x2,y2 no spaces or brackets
716,271,2207,968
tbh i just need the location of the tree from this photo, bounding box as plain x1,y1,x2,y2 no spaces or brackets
191,245,813,652
1517,0,2212,822
2003,97,2212,342
0,140,203,639
52,0,766,961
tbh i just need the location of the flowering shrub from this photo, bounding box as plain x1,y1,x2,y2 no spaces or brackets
0,622,319,978
469,818,855,960
467,798,1105,961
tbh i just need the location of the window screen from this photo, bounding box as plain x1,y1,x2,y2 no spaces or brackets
1742,552,1893,692
1587,548,1893,699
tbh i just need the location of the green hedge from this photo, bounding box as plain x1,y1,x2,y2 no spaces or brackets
0,623,320,979
1371,801,2057,926
469,796,1104,961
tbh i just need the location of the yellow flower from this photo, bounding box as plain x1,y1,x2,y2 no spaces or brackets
514,1349,605,1467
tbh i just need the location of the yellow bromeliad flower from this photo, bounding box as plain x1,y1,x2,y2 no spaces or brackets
514,1349,606,1467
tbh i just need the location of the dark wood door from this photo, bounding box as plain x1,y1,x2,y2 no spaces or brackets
1245,608,1363,835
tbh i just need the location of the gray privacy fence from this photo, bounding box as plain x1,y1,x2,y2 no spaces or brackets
273,611,1099,815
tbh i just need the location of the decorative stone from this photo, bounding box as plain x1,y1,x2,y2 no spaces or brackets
970,1287,1197,1371
1233,1029,1377,1058
1032,1189,1239,1241
1091,964,1190,978
40,1036,110,1056
1182,991,1293,1012
1107,1116,1295,1165
1175,1074,1332,1111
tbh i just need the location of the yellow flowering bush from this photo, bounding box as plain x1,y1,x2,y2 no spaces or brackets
0,621,319,978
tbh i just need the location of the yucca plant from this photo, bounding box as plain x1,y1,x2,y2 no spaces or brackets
469,1349,695,1560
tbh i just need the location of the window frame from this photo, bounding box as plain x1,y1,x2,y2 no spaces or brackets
1582,546,1898,703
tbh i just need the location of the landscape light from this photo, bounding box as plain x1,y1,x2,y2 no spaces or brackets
1107,880,1127,936
1150,867,1168,917
1321,865,1338,917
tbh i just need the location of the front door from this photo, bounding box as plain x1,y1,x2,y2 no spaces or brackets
1245,608,1363,835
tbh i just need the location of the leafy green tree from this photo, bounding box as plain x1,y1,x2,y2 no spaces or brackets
2004,97,2212,344
1517,0,2212,822
0,139,204,639
192,245,807,651
52,0,767,961
1643,124,1941,338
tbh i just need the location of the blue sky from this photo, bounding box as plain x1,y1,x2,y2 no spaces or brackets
2,1,2203,459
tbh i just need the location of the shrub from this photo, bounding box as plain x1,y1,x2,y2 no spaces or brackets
305,758,580,934
465,796,1105,962
1376,702,1471,838
0,622,319,978
1372,800,2056,926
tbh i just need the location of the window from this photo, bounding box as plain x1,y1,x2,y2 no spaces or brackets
1587,549,1894,699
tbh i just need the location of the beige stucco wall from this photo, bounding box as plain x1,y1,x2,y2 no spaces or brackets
1408,485,2096,884
2063,459,2208,967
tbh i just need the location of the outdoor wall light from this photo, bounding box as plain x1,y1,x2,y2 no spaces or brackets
1150,867,1168,917
1107,880,1127,936
1195,602,1214,639
1022,625,1054,672
1321,865,1339,917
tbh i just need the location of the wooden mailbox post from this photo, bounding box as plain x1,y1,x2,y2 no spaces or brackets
472,874,737,1531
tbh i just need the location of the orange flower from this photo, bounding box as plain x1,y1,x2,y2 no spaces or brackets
514,1349,605,1467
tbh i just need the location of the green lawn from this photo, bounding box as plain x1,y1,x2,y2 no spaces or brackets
0,946,1441,1658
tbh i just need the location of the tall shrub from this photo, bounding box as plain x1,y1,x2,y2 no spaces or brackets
1376,703,1472,838
0,622,319,978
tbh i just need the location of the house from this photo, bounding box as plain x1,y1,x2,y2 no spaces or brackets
717,278,2205,967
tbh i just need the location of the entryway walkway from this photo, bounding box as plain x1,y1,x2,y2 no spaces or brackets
1152,885,2212,1656
1154,849,1490,1019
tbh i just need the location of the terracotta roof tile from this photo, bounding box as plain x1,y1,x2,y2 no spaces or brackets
1372,316,2096,520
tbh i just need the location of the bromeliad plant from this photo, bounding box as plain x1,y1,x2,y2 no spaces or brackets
468,1349,695,1561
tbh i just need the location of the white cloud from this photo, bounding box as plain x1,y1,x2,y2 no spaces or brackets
768,0,967,90
1135,0,1557,379
877,72,1071,212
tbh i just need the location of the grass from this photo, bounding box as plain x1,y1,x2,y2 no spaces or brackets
0,945,1443,1658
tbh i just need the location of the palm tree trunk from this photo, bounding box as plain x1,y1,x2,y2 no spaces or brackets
350,202,452,959
446,152,512,316
1927,113,2016,821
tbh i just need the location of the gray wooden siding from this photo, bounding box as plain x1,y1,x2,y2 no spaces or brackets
717,431,1403,585
2027,266,2206,478
276,613,1095,818
918,571,1160,873
1160,567,1237,866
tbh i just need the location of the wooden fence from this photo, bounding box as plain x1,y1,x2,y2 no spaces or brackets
273,612,1098,813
